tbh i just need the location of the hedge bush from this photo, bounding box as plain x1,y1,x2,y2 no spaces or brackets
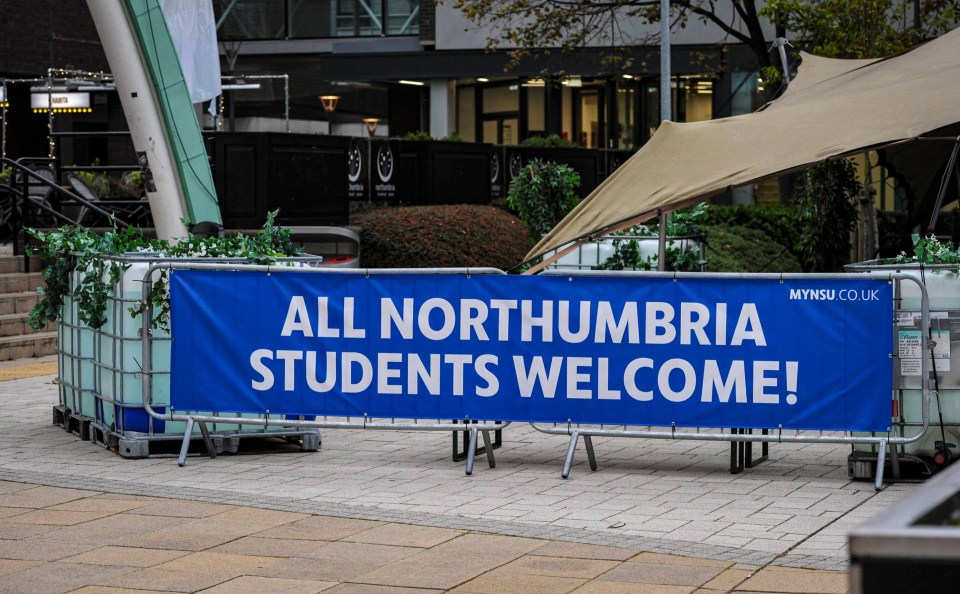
703,223,802,273
354,204,532,269
703,204,801,252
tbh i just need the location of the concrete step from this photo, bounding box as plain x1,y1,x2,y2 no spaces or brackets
0,291,42,316
0,255,41,274
0,273,45,294
0,332,57,361
0,312,55,338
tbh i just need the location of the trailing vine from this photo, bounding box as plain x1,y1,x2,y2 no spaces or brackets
886,234,960,270
28,210,301,333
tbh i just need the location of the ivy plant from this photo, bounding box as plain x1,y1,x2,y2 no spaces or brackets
886,234,960,268
28,210,301,333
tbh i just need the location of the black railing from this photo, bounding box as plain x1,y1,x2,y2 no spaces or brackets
0,157,141,269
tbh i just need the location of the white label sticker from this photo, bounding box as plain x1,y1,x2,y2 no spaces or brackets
901,358,922,376
899,330,922,359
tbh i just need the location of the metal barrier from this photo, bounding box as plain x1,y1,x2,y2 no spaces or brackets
529,270,932,491
139,263,510,472
56,254,324,457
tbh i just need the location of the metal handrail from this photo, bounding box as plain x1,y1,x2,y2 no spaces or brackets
0,157,137,262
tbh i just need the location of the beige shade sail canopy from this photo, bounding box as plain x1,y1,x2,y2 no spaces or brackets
527,27,960,264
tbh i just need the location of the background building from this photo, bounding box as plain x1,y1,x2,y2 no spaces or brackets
212,0,771,149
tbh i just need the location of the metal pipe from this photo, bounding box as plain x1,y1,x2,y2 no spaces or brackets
659,0,671,123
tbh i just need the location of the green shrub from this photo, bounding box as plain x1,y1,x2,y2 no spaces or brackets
596,204,709,272
354,204,532,269
507,158,580,237
402,131,433,141
521,135,580,149
703,203,801,251
792,160,861,272
440,133,464,142
703,223,802,272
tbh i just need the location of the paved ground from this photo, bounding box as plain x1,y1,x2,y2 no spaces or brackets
0,355,917,592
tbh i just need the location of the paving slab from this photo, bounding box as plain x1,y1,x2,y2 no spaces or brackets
196,575,338,593
0,366,924,592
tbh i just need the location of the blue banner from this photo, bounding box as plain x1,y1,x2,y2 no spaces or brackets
170,271,893,432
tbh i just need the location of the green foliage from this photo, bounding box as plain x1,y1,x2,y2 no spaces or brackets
521,135,580,149
760,0,959,59
506,158,581,237
792,159,861,272
452,0,775,74
73,163,143,199
0,167,10,184
124,170,144,195
402,131,465,142
73,170,113,198
595,204,709,272
596,238,656,272
353,204,532,269
440,133,465,142
402,131,434,141
652,203,709,237
702,204,802,253
27,225,149,331
27,211,301,333
703,223,803,272
886,234,960,266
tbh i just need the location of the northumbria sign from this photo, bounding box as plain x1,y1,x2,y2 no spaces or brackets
170,271,893,432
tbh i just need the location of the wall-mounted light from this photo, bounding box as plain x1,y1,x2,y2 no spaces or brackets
621,74,635,80
320,95,341,112
363,117,380,136
562,76,582,88
399,80,425,86
476,77,490,83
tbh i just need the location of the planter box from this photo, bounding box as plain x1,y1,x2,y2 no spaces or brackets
845,261,960,470
56,254,322,456
850,460,960,592
543,235,705,272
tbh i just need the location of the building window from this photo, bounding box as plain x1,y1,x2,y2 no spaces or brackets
457,85,476,142
214,0,419,40
480,84,520,144
617,83,637,149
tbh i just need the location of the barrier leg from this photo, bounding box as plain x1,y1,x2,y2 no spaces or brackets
465,425,479,476
746,429,769,469
562,430,580,479
178,418,194,467
481,430,496,469
451,426,459,462
890,441,901,480
875,439,888,491
730,429,744,474
453,421,503,462
583,435,598,471
197,420,217,460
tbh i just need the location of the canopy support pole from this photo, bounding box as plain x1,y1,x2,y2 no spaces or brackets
925,135,960,236
657,209,667,271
